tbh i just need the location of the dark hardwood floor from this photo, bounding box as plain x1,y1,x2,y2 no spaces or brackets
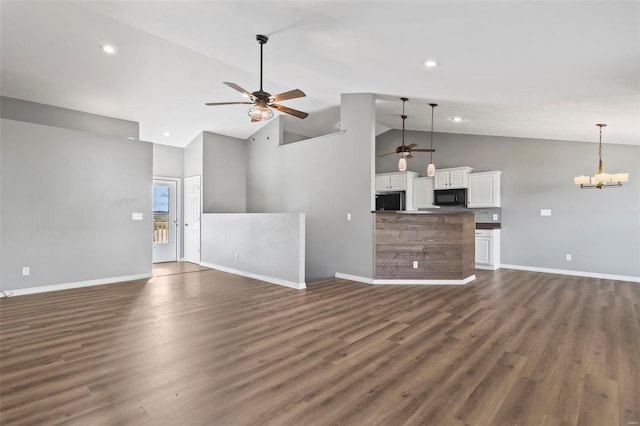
1,264,639,425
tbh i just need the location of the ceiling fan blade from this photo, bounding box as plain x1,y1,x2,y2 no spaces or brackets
205,101,253,106
406,154,413,159
407,143,418,149
378,151,397,157
223,82,254,99
411,148,436,152
271,89,306,102
271,103,309,119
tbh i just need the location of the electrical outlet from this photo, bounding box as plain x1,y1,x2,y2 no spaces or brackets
22,266,30,276
492,214,499,221
347,213,352,221
234,252,239,262
412,261,418,269
566,254,572,261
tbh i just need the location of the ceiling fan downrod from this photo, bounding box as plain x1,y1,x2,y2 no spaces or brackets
257,34,268,93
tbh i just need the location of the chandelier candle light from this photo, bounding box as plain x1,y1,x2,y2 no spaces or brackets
427,103,438,177
574,123,629,189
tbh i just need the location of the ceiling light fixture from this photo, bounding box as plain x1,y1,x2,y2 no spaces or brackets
427,103,438,177
162,132,171,137
574,123,628,189
451,116,462,122
398,97,409,171
126,136,136,140
101,44,117,55
424,60,438,68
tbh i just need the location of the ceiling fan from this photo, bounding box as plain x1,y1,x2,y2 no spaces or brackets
205,34,309,122
378,98,435,164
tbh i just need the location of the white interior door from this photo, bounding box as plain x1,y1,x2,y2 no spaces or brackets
184,176,201,264
152,179,178,263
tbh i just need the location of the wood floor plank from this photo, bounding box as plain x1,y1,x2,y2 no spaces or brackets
1,262,638,426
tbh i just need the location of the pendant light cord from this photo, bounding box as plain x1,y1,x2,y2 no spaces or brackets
598,124,603,174
401,98,408,159
429,104,436,163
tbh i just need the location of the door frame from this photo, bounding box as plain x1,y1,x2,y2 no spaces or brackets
183,175,202,264
153,176,181,263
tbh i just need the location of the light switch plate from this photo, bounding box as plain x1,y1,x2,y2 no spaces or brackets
132,212,144,220
540,209,551,216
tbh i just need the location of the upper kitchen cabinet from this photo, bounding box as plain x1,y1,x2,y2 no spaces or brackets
412,177,435,209
434,167,473,189
468,171,502,208
376,171,418,192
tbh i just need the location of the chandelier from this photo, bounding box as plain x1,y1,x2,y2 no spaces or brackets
574,123,628,189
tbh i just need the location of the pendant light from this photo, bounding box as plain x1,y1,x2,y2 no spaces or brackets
426,103,438,177
574,123,629,189
398,97,409,171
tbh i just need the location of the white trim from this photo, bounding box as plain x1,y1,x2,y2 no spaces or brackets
335,272,476,286
500,264,640,283
475,264,501,271
6,273,152,297
201,262,306,290
335,272,374,284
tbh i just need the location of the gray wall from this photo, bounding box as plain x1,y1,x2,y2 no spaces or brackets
184,133,203,179
1,96,139,139
201,213,305,286
1,118,152,291
246,93,376,282
153,143,184,178
202,131,246,213
377,130,640,278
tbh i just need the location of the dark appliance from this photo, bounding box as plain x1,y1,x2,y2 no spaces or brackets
434,188,467,207
375,192,405,211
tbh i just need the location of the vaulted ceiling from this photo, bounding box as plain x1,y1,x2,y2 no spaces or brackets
1,1,638,147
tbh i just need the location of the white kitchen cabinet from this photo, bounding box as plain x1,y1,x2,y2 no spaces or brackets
475,229,501,270
468,171,502,208
412,177,435,209
375,171,418,192
433,167,473,189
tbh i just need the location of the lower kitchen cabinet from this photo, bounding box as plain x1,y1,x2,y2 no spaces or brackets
475,229,501,270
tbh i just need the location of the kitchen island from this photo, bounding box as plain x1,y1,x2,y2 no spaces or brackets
373,210,475,284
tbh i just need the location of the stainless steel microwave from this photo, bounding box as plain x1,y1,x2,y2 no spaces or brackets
434,188,467,206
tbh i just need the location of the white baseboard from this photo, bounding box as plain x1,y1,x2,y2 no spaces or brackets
200,262,306,290
5,273,153,297
335,272,476,286
500,264,640,283
475,264,501,271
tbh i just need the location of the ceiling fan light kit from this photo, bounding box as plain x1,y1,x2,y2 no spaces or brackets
574,123,629,189
205,34,308,122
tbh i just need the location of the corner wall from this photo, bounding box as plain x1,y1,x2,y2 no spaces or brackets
1,117,152,291
246,93,376,282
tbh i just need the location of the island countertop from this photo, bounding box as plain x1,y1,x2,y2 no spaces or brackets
373,209,475,282
372,210,474,215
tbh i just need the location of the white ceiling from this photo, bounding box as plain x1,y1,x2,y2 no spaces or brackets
1,1,638,147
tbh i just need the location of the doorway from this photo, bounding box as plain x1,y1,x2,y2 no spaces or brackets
184,175,201,264
152,178,179,263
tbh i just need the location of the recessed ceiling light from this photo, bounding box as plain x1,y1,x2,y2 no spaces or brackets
424,60,438,68
126,136,136,140
451,117,463,122
101,44,117,55
163,132,171,137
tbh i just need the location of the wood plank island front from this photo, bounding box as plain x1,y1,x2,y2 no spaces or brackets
373,211,476,284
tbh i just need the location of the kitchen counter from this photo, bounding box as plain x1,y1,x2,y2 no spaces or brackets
372,210,473,215
476,222,501,229
373,210,475,283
